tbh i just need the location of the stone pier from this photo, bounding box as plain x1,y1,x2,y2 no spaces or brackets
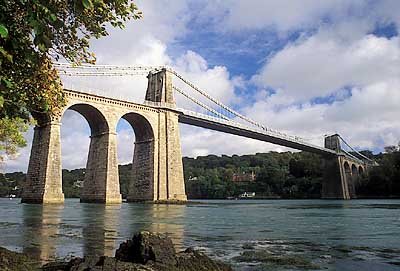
321,134,367,199
22,121,64,204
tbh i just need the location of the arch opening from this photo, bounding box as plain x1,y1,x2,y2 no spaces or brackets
61,103,113,202
117,112,155,202
351,164,358,176
60,110,90,198
116,118,135,198
344,162,351,174
67,103,109,135
121,113,154,143
350,164,358,197
358,166,364,175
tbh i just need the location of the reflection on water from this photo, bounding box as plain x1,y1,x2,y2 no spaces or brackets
147,204,185,250
0,199,400,270
22,204,63,263
82,204,121,257
16,201,187,262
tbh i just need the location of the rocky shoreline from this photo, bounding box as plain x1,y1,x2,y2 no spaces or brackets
0,231,232,271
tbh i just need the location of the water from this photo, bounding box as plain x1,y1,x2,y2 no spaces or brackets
0,199,400,270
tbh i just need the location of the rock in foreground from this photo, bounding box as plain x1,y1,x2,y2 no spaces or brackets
42,231,232,271
0,247,40,271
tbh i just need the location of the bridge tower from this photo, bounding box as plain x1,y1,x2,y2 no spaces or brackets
322,134,366,199
130,68,187,202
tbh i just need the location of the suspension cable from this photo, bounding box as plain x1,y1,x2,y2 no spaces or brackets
53,62,309,143
338,135,374,162
173,86,231,121
170,70,267,130
58,71,149,76
341,149,363,163
53,62,164,71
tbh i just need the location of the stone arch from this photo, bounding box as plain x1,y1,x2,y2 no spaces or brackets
358,166,364,176
62,103,120,203
350,164,359,197
121,113,154,143
64,103,109,135
351,164,358,176
343,162,351,176
118,112,155,201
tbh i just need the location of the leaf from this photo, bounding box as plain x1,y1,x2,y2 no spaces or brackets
0,24,8,38
82,0,93,9
49,13,57,22
38,43,46,52
0,96,4,108
2,78,13,88
0,47,13,63
41,35,52,48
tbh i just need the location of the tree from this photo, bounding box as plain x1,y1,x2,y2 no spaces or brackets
289,159,306,178
0,116,28,162
384,145,399,153
0,0,142,161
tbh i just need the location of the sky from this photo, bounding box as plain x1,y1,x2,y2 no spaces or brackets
3,0,400,172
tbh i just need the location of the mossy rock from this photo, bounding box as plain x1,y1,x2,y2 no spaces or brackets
0,247,40,271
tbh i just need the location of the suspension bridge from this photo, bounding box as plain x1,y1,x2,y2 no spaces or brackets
21,63,374,204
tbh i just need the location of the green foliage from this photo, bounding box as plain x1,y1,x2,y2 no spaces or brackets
2,148,400,199
0,117,29,161
358,146,400,197
0,171,25,197
183,152,324,199
0,0,142,161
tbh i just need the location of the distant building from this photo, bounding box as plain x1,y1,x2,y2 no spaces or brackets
231,172,255,183
74,180,83,188
239,192,255,198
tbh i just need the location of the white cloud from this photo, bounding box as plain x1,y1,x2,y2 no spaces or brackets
243,80,400,152
206,0,400,37
173,51,242,110
60,0,188,103
252,33,400,103
1,129,33,173
60,111,90,169
197,0,375,36
116,120,136,165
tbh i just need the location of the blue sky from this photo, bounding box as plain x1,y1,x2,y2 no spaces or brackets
3,0,400,172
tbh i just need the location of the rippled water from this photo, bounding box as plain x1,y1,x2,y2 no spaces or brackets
0,199,400,270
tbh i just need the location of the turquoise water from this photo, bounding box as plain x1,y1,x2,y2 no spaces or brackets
0,199,400,270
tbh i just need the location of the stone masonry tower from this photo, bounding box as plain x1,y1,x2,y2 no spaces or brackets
322,134,366,199
138,68,187,202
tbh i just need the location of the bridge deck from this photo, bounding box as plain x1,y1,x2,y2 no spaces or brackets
178,110,338,157
63,89,337,157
